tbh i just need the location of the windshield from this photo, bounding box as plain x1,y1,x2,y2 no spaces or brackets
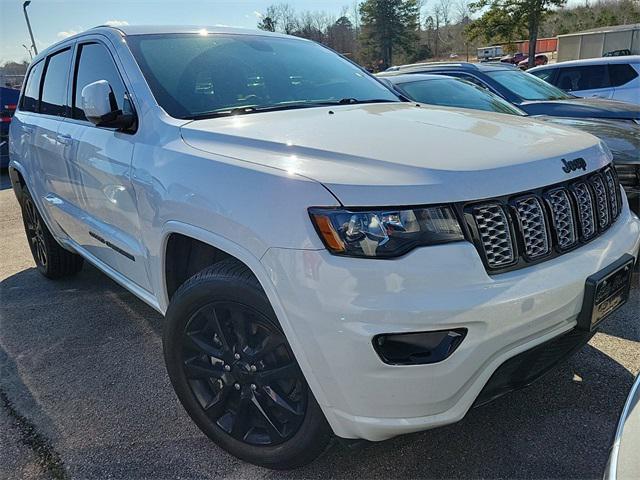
127,33,399,119
486,70,573,101
394,77,525,115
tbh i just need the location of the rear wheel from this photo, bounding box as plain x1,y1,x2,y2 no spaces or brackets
163,260,332,469
19,187,84,278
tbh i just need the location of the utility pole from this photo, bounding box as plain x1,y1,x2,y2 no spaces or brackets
23,1,38,56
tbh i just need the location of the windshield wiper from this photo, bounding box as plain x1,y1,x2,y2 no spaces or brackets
185,98,398,120
336,98,397,104
186,102,335,120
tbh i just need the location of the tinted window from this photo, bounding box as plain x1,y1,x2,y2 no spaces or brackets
450,73,487,88
73,43,127,120
609,64,639,87
486,70,572,101
21,61,44,112
127,34,398,119
41,48,72,116
529,68,555,83
555,65,609,91
396,78,524,115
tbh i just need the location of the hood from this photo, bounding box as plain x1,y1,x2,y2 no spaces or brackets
518,97,640,120
180,103,610,206
540,116,640,165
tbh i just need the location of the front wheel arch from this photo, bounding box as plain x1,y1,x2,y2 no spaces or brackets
158,222,337,433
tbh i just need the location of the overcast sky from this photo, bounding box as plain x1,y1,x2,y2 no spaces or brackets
1,0,587,64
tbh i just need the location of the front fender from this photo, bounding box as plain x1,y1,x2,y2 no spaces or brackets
156,220,337,434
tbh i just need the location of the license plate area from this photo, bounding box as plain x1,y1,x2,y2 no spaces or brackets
577,254,635,331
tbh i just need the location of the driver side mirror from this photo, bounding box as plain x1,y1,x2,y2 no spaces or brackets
81,80,135,130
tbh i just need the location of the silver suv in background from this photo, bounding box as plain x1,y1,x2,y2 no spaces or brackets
529,56,640,105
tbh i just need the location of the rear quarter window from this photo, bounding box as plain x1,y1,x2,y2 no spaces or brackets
608,64,639,87
20,60,44,113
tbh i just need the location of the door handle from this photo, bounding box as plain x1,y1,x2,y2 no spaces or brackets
57,133,73,145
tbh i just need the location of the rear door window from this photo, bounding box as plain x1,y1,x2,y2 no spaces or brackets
608,64,639,87
73,42,128,121
435,72,493,91
461,74,486,88
41,48,72,116
20,60,44,113
555,65,609,91
397,78,524,115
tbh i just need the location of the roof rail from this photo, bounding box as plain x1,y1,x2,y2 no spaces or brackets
393,61,478,70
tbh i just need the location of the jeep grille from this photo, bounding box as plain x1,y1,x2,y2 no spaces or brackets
472,204,515,267
464,165,622,272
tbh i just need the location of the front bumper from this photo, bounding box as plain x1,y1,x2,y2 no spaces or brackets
260,204,640,441
473,327,595,407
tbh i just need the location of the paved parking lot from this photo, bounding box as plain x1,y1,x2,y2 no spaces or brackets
1,178,639,480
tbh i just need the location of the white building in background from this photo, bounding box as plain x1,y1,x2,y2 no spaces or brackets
557,23,640,62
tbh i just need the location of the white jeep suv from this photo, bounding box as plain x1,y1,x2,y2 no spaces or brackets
9,26,640,469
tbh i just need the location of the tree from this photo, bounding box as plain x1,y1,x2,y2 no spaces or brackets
257,16,276,32
257,3,299,34
468,0,566,67
431,0,454,57
454,0,472,23
327,16,357,54
423,15,436,55
294,11,333,42
256,3,358,57
435,0,453,27
359,0,420,70
465,3,527,48
540,0,640,37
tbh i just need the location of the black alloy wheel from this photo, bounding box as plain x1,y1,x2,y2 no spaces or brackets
163,260,332,469
181,300,307,446
23,194,48,268
18,186,84,278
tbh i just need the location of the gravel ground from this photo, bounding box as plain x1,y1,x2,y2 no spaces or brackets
1,178,639,480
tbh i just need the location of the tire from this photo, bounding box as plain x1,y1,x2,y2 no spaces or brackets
19,187,84,279
163,259,333,469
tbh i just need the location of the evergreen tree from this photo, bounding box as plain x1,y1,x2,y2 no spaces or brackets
468,0,566,67
359,0,420,70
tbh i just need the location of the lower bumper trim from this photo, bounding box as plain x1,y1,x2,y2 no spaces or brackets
473,327,595,408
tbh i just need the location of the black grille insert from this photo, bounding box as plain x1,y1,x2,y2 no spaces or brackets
462,165,622,274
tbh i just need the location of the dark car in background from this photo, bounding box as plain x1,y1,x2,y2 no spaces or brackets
380,61,639,120
381,73,523,115
380,72,640,212
517,54,548,70
500,52,527,65
1,86,20,169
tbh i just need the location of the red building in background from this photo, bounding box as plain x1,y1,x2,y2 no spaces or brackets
515,37,558,54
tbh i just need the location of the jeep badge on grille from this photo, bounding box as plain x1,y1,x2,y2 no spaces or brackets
562,158,587,173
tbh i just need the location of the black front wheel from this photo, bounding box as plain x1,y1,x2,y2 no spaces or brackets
163,260,332,469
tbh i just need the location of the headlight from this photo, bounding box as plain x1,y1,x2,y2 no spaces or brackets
309,206,464,258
